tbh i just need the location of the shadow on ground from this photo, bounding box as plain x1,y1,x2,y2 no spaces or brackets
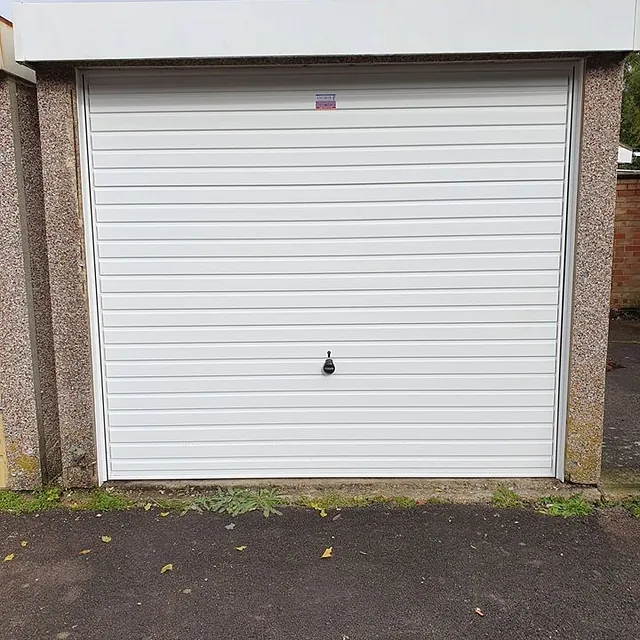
1,506,639,640
603,318,640,484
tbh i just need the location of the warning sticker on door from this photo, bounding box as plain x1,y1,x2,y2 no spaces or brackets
315,93,337,110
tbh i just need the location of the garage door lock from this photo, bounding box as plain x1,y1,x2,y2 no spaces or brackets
323,351,335,375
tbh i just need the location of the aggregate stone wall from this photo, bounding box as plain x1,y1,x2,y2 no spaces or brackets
0,73,59,488
564,54,625,484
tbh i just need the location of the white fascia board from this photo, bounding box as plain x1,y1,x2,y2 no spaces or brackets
0,18,34,81
13,0,640,63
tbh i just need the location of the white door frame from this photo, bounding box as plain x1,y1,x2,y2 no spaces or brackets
554,59,584,481
75,61,584,484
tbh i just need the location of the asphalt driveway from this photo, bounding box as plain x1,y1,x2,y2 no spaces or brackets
1,505,638,640
604,319,640,472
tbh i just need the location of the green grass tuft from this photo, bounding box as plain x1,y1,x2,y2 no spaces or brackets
0,490,27,513
492,486,523,509
537,494,593,518
73,490,135,511
0,487,62,514
622,498,640,518
393,496,418,508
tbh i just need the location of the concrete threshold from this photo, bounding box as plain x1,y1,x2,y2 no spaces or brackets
105,478,602,504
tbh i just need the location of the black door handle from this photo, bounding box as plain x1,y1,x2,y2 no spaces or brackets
323,351,335,375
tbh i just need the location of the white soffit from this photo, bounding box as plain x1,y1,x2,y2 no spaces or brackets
12,0,640,62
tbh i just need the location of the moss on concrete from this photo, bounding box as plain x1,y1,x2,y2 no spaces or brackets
564,420,603,485
15,452,40,474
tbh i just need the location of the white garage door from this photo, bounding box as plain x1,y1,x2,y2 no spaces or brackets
80,64,575,480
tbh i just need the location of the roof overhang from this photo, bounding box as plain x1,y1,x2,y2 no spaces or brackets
12,0,640,63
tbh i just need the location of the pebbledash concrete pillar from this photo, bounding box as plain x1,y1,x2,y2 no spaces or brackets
0,19,60,488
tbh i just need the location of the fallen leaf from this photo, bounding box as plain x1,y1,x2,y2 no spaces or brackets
332,513,342,522
160,564,173,574
101,536,111,543
79,550,91,555
235,545,247,552
321,546,333,559
225,523,236,530
182,588,192,594
20,541,28,548
3,554,15,562
474,608,485,617
160,512,170,517
310,502,327,517
144,503,152,511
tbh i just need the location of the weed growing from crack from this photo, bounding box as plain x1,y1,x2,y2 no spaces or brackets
72,490,135,511
182,488,284,517
537,494,593,518
491,486,524,509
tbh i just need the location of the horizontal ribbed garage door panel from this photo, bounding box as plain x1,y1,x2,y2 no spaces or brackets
110,441,553,459
89,85,568,112
92,126,568,150
104,357,556,377
100,255,561,277
101,289,559,310
102,307,558,327
95,201,563,223
108,407,554,427
96,218,563,241
106,374,556,393
103,324,558,344
98,236,562,258
90,106,567,132
94,182,564,205
93,163,565,188
84,65,572,479
107,390,555,411
108,424,554,443
92,145,566,169
108,461,553,478
105,341,557,361
100,271,560,292
91,91,567,113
